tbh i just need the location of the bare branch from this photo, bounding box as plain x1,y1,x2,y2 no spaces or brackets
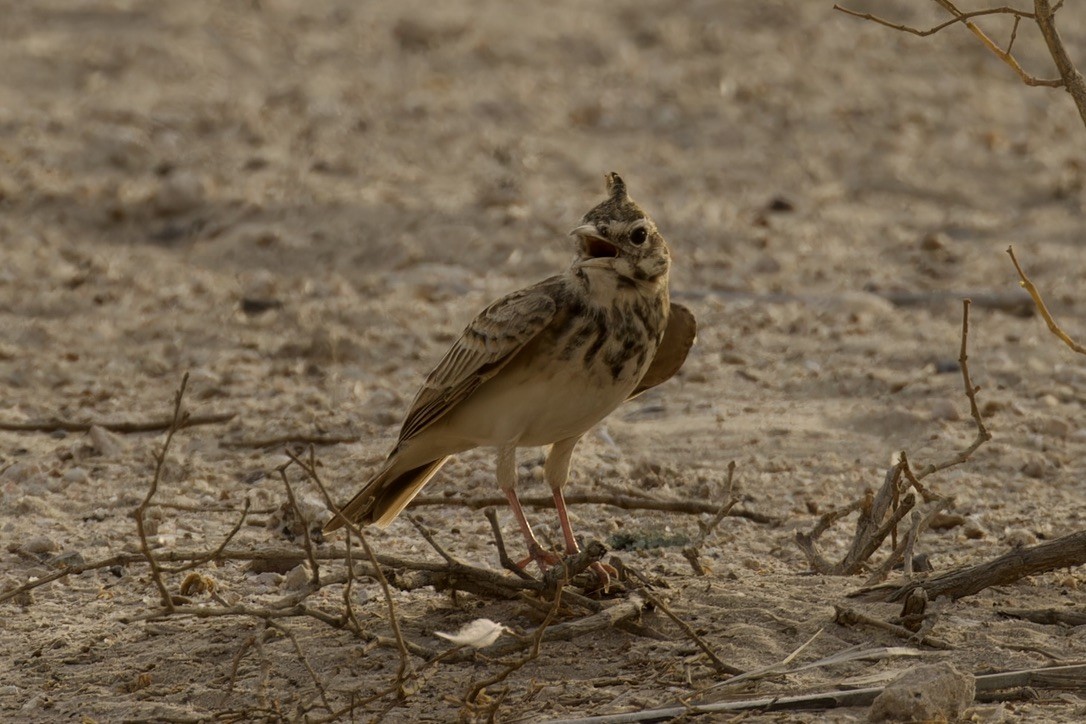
1008,245,1086,355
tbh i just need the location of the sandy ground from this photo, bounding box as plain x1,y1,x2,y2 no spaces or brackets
2,1,1086,721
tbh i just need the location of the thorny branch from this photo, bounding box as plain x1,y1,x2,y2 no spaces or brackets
1007,245,1086,355
133,373,192,613
835,0,1086,127
795,300,990,576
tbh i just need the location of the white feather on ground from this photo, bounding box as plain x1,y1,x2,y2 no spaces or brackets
434,618,513,648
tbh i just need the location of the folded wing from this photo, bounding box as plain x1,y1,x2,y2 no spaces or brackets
629,302,697,398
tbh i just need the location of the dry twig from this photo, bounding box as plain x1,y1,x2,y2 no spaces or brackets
411,491,777,525
796,300,989,576
133,373,192,612
836,0,1086,126
0,411,235,434
858,529,1086,603
1007,245,1085,355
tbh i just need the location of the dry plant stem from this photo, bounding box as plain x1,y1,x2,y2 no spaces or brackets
0,545,540,605
1034,0,1086,127
0,411,234,433
285,448,413,696
626,566,742,677
683,460,739,574
999,608,1086,626
267,620,333,714
410,492,778,525
865,529,1086,603
222,432,360,448
464,587,563,709
834,1,1062,87
485,507,536,581
134,372,192,612
913,299,992,480
1007,245,1086,355
833,605,951,650
408,516,457,565
164,498,251,575
277,465,321,587
557,664,1086,722
797,300,989,575
706,628,824,688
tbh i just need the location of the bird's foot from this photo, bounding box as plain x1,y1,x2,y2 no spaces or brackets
516,544,563,573
586,561,620,594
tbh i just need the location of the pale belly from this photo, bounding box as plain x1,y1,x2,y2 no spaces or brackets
428,350,646,447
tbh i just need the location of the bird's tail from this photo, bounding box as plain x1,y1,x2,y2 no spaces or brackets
324,454,450,532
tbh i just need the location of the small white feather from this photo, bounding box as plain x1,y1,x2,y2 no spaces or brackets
434,618,512,649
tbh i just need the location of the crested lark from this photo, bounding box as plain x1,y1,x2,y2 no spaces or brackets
325,173,696,587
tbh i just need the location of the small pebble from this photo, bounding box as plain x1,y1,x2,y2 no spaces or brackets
930,399,961,422
22,535,59,554
63,467,89,485
283,564,312,591
1020,456,1048,479
1003,528,1037,548
88,425,123,456
48,551,86,569
251,572,283,587
153,170,206,216
962,517,987,540
1032,417,1071,437
869,662,975,722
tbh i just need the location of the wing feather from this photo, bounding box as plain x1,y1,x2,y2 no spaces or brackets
629,302,697,398
396,284,558,442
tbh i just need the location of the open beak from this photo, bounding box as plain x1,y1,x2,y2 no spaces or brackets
570,224,619,259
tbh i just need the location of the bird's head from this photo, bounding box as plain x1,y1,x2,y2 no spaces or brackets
570,173,671,284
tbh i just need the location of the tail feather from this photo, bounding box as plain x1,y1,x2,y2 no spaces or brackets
324,455,450,532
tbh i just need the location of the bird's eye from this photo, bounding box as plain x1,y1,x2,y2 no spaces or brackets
630,227,648,245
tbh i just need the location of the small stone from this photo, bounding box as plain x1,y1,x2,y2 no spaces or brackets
250,572,283,587
153,170,206,216
22,535,59,554
48,551,86,569
868,662,975,722
1032,417,1071,437
1020,456,1048,479
1,462,40,483
282,564,312,591
63,467,89,485
88,425,123,456
928,512,965,531
920,232,948,251
930,399,961,422
1003,528,1037,548
962,517,987,540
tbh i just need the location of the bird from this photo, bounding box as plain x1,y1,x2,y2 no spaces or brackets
324,172,696,588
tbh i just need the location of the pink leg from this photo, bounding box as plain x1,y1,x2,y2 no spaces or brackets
503,488,560,571
552,487,582,555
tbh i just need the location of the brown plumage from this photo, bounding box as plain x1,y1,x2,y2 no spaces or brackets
325,173,696,586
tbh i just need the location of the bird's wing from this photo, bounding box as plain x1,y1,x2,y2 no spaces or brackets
628,302,697,398
396,285,558,443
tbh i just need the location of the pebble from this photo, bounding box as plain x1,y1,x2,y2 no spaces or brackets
1020,456,1048,479
1003,528,1037,548
869,663,975,721
283,564,312,591
153,170,206,216
88,425,123,456
929,399,961,422
63,467,89,485
962,517,987,540
48,551,86,569
251,572,283,587
1032,417,1071,437
22,535,59,554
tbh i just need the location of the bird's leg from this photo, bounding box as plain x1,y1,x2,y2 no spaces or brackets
546,437,617,590
498,445,560,571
